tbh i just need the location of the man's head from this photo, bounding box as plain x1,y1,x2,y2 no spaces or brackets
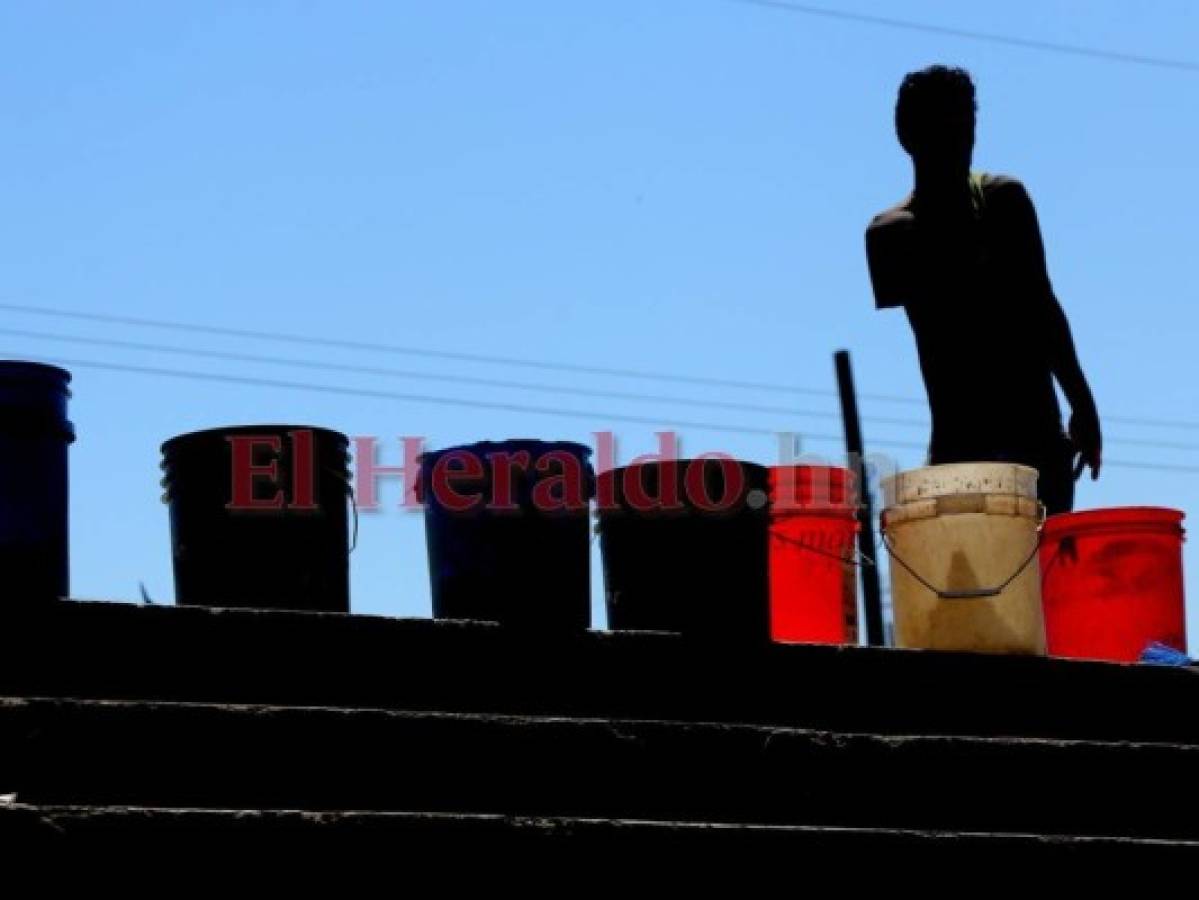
895,65,976,172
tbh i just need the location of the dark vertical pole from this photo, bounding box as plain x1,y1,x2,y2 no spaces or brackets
834,349,885,647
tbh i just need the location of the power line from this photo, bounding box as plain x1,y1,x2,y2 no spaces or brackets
1102,458,1199,474
0,325,911,427
0,301,917,404
725,0,1199,73
1101,434,1199,452
7,324,1198,452
12,349,1199,474
6,349,852,444
3,301,1197,433
1100,415,1199,433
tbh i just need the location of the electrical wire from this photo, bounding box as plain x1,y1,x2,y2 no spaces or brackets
0,325,919,427
0,301,914,402
5,324,1197,451
12,349,1199,473
3,301,1197,435
724,0,1199,73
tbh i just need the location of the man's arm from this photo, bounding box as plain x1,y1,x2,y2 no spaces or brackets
996,178,1102,479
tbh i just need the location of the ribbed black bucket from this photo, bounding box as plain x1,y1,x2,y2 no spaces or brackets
161,425,352,612
597,458,770,641
419,439,594,630
0,361,75,603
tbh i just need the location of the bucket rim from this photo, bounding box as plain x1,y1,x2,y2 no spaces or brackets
881,461,1040,485
161,424,350,455
0,360,72,389
769,504,859,519
768,464,856,511
768,463,853,477
1043,506,1185,539
419,438,594,464
882,461,1039,507
599,458,769,477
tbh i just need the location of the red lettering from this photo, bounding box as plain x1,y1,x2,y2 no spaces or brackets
226,435,284,510
431,450,484,512
532,451,587,512
487,450,531,512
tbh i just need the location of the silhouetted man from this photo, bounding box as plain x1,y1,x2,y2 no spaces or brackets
865,65,1101,514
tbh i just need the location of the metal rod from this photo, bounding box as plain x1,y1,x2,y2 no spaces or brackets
834,349,885,646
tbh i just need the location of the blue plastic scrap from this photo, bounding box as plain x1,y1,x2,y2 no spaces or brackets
1139,642,1194,666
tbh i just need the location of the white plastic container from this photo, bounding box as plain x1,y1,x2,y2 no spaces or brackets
881,462,1047,655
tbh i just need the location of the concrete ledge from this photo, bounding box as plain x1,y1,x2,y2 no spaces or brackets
2,696,1198,839
0,600,1195,744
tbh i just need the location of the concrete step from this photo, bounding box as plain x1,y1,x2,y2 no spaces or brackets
2,696,1197,840
2,804,1196,865
1,600,1195,744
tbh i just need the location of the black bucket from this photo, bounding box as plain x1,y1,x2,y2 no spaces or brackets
160,425,352,612
597,458,770,641
0,361,75,603
419,439,594,630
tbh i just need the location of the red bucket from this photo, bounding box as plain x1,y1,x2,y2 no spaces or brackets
768,466,859,644
1040,507,1187,662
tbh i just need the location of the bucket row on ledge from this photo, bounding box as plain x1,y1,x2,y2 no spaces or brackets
162,429,859,646
0,361,1188,663
158,430,1191,661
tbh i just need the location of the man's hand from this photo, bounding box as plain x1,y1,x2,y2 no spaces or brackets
1069,406,1102,481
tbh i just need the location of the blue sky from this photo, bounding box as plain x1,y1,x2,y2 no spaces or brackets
2,1,1197,642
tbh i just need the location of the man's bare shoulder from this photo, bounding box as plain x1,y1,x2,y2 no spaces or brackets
865,199,916,263
981,173,1034,207
866,198,915,236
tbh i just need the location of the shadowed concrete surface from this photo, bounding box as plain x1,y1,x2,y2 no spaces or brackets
1,600,1196,741
0,599,1197,861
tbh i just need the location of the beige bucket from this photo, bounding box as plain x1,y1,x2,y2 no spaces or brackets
881,462,1047,655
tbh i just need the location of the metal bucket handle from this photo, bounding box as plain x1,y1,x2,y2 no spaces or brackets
880,495,1046,601
326,461,358,553
770,531,875,568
